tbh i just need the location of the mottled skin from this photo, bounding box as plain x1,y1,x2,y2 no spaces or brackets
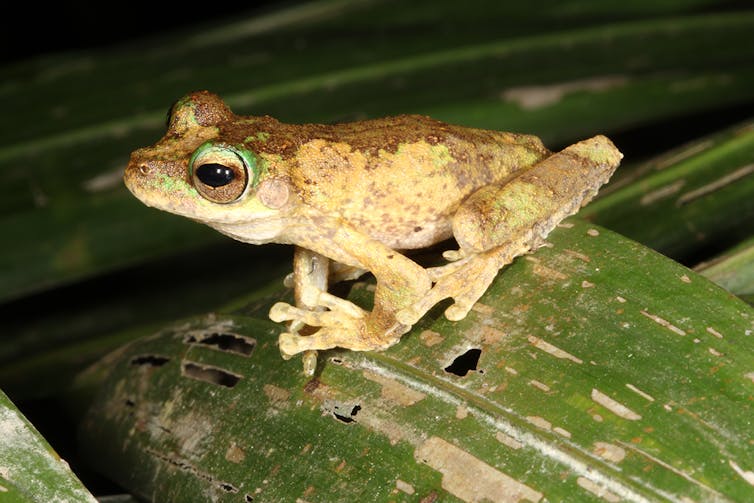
124,91,622,369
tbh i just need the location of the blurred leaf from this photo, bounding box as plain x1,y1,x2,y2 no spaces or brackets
0,389,97,501
696,236,754,303
583,121,754,262
0,243,290,399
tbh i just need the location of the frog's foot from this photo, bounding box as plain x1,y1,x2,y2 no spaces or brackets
397,249,505,325
270,300,401,357
270,300,365,331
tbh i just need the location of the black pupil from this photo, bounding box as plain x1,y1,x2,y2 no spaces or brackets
196,163,235,188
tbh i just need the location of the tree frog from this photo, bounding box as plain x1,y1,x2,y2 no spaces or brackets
124,91,622,371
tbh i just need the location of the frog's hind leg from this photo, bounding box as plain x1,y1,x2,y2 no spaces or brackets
398,135,622,325
396,243,522,325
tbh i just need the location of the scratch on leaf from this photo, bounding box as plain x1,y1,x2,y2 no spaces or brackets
591,389,642,421
640,310,686,336
415,436,543,502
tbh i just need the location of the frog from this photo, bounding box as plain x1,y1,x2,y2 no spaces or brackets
124,90,622,372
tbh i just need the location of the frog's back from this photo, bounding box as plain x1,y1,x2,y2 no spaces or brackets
290,115,550,249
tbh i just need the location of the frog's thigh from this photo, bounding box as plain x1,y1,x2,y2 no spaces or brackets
406,181,548,320
402,136,623,325
452,182,555,256
400,180,554,325
454,134,621,254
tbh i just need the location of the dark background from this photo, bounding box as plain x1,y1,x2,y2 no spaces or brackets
3,2,286,64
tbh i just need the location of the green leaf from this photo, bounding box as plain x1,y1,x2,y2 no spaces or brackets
75,219,754,501
0,389,96,502
696,236,754,303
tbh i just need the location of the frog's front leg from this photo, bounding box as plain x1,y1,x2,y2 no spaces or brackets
283,247,331,374
274,247,369,368
398,135,623,325
271,222,432,357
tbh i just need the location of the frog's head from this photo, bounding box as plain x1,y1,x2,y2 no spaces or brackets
124,91,292,243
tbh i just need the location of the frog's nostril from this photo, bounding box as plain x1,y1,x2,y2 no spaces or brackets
138,164,151,176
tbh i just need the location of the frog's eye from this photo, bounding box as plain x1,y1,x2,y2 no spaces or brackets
190,144,252,203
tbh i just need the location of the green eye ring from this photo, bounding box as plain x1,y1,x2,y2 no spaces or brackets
189,143,258,203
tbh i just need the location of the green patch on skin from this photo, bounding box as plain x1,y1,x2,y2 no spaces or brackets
497,182,555,228
257,153,282,180
256,157,270,180
153,173,196,197
502,182,550,220
569,137,623,166
243,132,270,144
393,142,453,168
169,96,200,132
430,144,452,167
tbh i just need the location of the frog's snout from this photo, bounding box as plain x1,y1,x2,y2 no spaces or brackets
123,155,150,191
126,160,152,179
124,150,187,189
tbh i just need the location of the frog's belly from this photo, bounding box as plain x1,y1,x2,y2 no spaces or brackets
356,216,454,250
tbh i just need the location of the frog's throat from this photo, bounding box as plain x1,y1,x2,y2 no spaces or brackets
209,219,287,245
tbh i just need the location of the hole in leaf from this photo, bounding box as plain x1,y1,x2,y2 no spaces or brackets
444,348,482,377
185,332,255,356
245,495,254,502
219,482,238,493
333,404,361,424
130,355,170,367
181,362,241,388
